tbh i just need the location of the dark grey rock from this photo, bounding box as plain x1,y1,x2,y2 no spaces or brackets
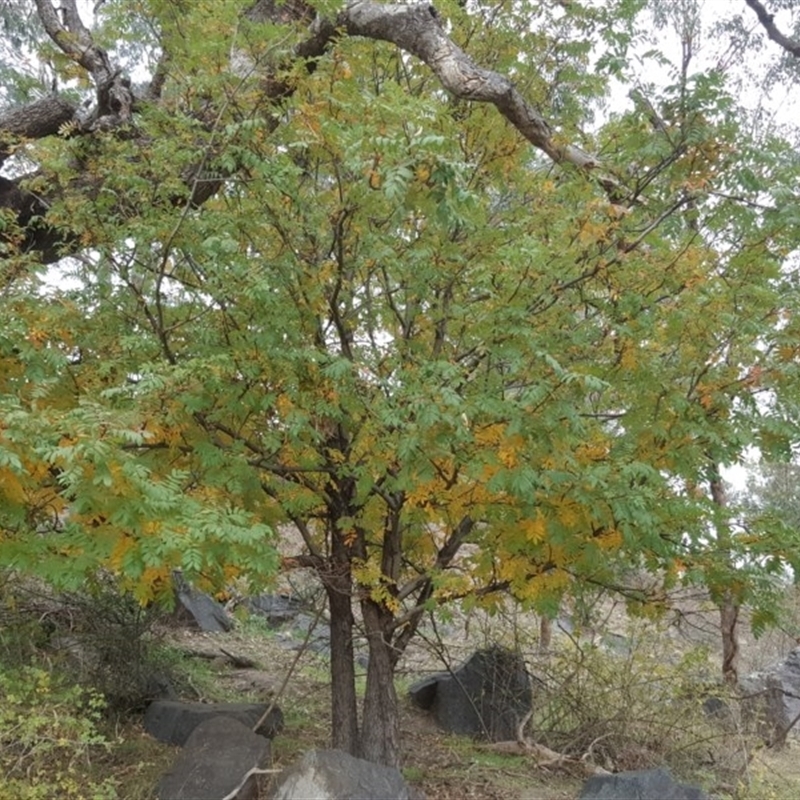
156,716,270,800
173,572,233,632
741,647,800,743
579,768,708,800
702,694,730,719
144,699,284,746
408,674,438,710
268,749,421,800
143,671,179,701
408,646,531,741
175,588,232,632
245,594,305,627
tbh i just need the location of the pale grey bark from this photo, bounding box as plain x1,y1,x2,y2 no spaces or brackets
335,2,599,170
35,0,135,131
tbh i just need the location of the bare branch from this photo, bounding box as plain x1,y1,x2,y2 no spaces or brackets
744,0,800,59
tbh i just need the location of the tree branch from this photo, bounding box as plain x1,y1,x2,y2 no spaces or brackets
7,0,611,261
0,97,77,166
744,0,800,59
36,0,135,132
334,1,600,170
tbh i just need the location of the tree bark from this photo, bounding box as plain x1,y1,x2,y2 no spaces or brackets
539,615,553,653
360,598,401,766
719,592,740,687
744,0,800,59
709,469,740,687
323,560,360,756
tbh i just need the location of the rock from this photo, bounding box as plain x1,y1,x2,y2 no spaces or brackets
408,674,438,710
702,694,730,720
144,670,179,700
268,749,421,800
741,647,800,744
578,768,708,800
245,594,305,626
144,699,284,746
156,717,270,800
174,585,233,632
408,646,531,741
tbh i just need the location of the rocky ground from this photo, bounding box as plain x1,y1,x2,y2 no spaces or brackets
10,572,800,800
140,584,800,800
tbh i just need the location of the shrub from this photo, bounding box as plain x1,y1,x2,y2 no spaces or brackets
529,622,750,783
1,572,178,715
0,665,118,799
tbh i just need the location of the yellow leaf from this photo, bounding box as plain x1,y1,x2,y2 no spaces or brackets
521,514,547,543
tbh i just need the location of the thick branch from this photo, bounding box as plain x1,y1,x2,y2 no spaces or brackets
36,0,106,77
35,0,134,127
335,1,599,170
7,0,608,261
0,96,77,165
744,0,800,58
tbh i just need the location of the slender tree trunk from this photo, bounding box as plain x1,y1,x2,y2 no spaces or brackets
539,615,553,653
324,572,360,756
719,591,740,687
359,598,401,766
710,468,740,687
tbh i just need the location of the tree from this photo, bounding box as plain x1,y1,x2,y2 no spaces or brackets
3,0,800,766
744,463,800,533
734,461,800,584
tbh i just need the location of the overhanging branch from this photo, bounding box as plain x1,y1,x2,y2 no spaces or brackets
744,0,800,59
332,1,600,170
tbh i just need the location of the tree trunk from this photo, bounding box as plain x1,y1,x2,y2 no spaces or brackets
710,468,740,687
719,591,740,687
360,598,401,766
324,575,360,756
539,615,552,653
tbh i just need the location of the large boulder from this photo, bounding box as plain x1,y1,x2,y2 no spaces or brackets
268,749,421,800
409,646,531,741
144,699,284,746
740,647,800,744
156,716,270,800
578,768,708,800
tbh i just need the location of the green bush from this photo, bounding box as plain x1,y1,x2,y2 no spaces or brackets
0,665,118,799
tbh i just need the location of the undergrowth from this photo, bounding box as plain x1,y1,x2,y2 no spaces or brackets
0,665,118,800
